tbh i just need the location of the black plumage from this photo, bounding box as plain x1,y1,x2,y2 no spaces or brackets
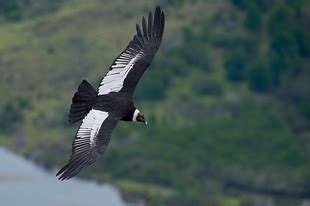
57,6,165,180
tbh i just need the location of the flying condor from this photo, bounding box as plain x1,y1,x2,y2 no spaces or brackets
57,6,165,180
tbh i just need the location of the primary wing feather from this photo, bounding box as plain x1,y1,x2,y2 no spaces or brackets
98,6,165,96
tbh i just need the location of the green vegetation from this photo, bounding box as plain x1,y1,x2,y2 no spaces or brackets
0,0,309,205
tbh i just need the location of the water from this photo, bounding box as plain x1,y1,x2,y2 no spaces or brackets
0,147,128,206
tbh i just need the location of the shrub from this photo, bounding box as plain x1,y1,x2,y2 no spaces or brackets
183,26,194,42
248,62,272,92
231,0,265,12
224,48,247,81
193,76,223,96
295,29,310,58
134,67,169,100
230,0,248,10
268,52,286,86
244,10,262,31
0,0,22,21
0,102,23,134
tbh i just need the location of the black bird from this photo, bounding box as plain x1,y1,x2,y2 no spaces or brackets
57,6,165,180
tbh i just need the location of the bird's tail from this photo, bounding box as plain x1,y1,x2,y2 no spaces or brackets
68,79,97,124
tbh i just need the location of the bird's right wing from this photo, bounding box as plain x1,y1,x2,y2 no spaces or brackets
57,109,119,180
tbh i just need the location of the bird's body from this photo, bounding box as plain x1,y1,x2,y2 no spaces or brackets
94,92,135,118
57,6,165,180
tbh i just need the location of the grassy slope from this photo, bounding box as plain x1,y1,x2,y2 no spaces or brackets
0,0,309,205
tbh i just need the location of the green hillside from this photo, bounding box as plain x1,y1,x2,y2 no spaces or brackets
0,0,309,205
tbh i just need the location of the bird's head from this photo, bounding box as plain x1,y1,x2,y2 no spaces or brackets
133,109,147,125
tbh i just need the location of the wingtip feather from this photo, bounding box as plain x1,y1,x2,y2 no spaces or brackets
135,6,165,39
136,23,142,36
56,163,69,177
148,11,153,36
142,16,148,38
160,11,165,37
155,5,161,13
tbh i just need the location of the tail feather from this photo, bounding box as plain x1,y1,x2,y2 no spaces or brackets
68,80,97,124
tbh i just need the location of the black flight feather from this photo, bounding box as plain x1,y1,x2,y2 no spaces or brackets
148,11,153,36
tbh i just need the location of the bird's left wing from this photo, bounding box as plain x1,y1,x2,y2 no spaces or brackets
98,6,165,96
57,109,119,180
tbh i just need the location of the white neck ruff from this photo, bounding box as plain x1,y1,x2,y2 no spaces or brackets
133,109,140,121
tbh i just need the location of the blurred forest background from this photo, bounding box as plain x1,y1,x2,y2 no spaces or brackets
0,0,309,205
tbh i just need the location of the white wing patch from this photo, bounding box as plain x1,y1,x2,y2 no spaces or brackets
76,109,108,147
98,50,144,95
